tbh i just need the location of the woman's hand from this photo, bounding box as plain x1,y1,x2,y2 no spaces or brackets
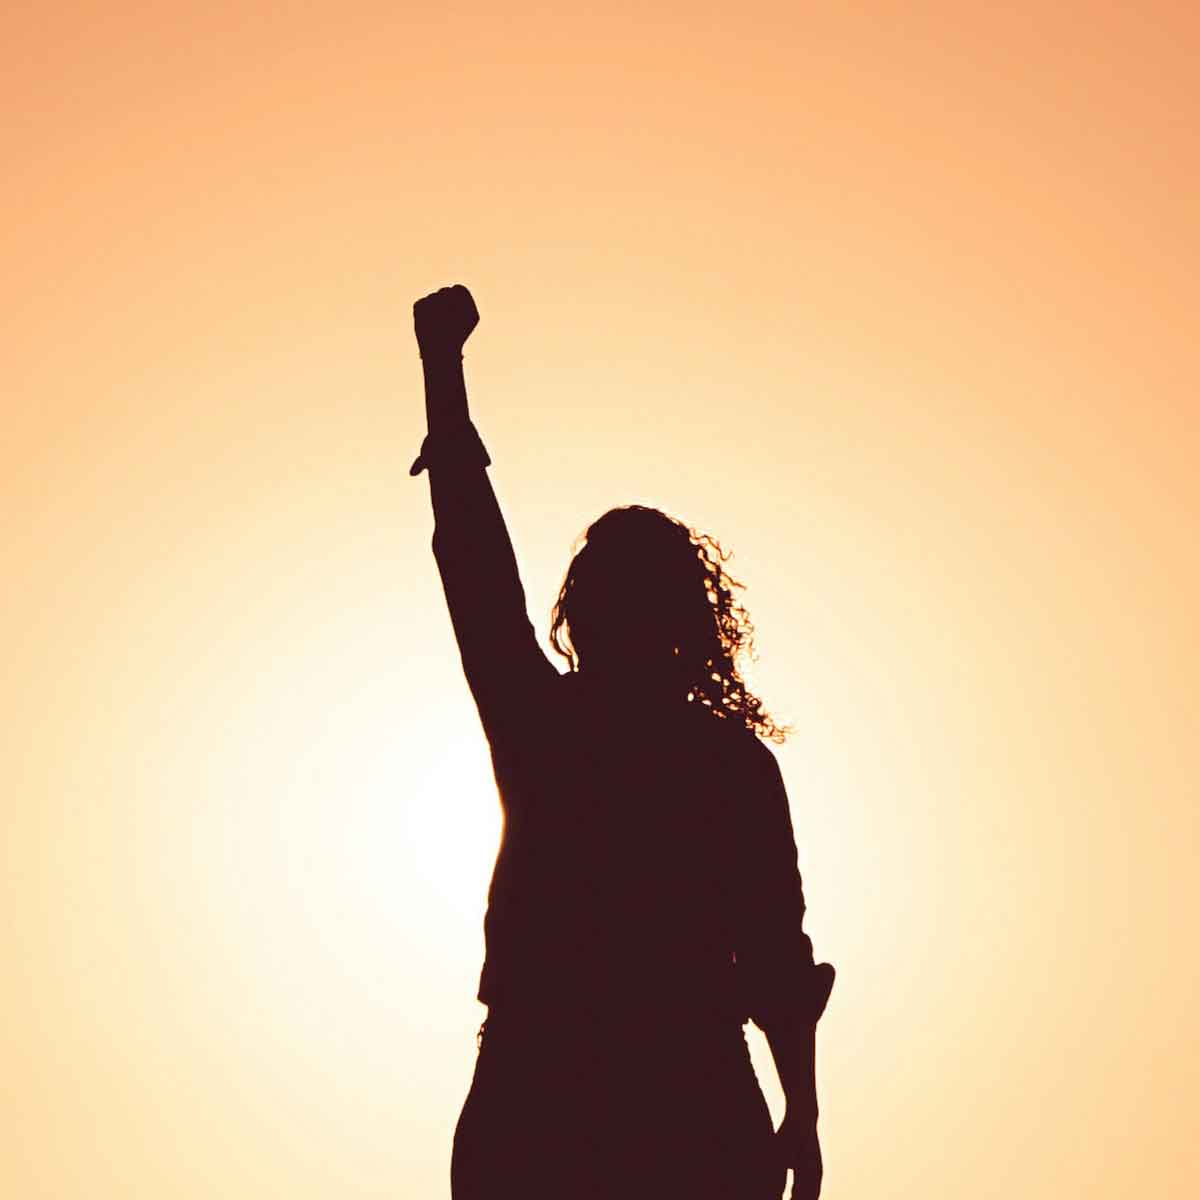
414,283,480,360
775,1111,823,1200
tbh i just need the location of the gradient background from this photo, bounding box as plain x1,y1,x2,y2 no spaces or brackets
5,3,1197,1197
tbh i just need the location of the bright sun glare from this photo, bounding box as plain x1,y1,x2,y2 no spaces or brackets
402,734,504,933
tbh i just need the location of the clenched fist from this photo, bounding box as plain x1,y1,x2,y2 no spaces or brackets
413,284,479,360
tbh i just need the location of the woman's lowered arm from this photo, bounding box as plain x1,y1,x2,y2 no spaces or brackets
410,285,557,746
738,741,835,1199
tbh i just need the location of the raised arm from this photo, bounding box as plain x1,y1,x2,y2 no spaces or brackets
409,285,558,751
737,739,835,1200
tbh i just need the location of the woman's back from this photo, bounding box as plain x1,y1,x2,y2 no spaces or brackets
479,669,761,1023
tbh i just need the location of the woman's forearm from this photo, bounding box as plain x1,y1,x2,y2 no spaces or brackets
422,351,470,437
765,1019,819,1122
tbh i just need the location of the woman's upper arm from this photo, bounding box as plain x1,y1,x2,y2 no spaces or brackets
737,739,834,1029
424,422,559,746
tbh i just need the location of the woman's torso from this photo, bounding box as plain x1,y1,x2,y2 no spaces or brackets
477,670,758,1024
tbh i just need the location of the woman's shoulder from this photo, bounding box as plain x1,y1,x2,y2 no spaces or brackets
684,701,774,765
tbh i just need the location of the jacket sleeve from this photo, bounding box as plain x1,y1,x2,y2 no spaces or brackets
413,420,559,752
736,739,835,1030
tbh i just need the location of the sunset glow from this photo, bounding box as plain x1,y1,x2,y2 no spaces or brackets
4,4,1197,1198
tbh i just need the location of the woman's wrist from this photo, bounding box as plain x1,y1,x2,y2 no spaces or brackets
783,1097,820,1126
420,348,465,369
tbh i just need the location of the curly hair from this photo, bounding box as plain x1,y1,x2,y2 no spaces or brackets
549,504,790,743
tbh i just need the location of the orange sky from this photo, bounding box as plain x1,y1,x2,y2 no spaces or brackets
4,4,1198,1198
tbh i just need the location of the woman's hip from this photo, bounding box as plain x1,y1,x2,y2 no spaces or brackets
451,1012,781,1199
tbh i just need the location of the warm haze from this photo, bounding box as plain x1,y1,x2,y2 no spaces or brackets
4,4,1197,1198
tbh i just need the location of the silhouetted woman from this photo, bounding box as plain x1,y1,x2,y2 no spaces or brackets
410,284,835,1200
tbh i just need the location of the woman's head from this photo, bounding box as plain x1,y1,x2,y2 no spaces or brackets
549,505,788,742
